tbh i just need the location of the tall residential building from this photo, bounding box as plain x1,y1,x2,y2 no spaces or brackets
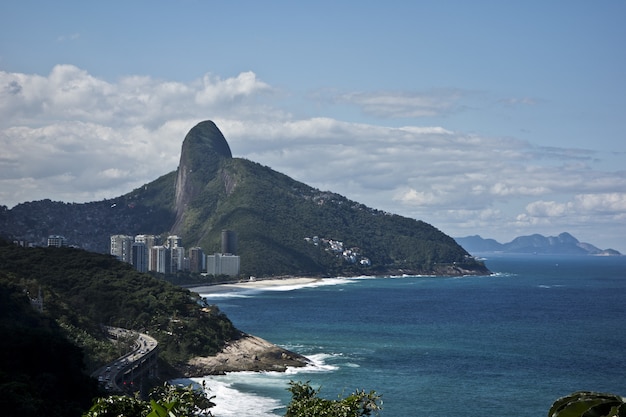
189,247,205,273
166,235,182,249
131,242,148,273
170,246,185,273
47,235,67,247
110,235,133,263
206,253,240,277
135,234,160,269
221,230,237,255
150,246,170,274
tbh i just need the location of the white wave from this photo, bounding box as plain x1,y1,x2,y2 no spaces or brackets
185,376,286,417
285,352,340,374
199,291,255,299
169,349,345,416
200,277,357,300
344,362,361,368
262,277,357,292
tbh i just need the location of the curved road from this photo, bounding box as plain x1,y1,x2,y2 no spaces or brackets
91,327,158,393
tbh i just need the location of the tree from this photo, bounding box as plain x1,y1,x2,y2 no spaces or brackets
83,382,215,417
285,381,382,417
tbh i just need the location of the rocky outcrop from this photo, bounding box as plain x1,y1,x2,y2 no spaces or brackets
171,120,233,235
182,333,310,376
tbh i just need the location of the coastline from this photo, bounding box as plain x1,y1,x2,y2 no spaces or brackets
188,276,323,295
181,277,322,376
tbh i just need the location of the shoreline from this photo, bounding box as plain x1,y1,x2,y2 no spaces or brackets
188,276,323,295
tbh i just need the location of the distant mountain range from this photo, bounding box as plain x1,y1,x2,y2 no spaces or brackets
455,232,621,256
0,120,489,277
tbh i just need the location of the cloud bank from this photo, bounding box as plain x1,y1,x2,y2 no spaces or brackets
1,66,624,250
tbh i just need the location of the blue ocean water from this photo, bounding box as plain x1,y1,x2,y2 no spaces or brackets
192,254,626,417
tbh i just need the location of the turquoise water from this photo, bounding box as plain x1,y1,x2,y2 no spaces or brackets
192,254,626,416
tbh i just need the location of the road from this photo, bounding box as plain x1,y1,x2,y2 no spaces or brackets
91,327,158,392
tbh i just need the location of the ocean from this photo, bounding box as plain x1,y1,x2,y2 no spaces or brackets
181,254,626,417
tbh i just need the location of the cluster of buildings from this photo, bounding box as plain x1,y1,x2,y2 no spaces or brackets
304,236,371,266
108,230,240,277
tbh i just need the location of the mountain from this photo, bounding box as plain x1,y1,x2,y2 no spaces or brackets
0,120,488,277
455,232,621,256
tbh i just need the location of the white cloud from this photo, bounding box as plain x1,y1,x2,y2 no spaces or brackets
1,65,624,250
523,193,626,218
336,90,464,118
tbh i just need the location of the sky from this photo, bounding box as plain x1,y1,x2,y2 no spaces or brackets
1,0,625,252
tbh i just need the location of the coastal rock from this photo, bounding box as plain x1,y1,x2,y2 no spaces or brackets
183,332,310,376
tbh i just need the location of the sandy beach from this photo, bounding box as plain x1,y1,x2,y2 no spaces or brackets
189,276,322,295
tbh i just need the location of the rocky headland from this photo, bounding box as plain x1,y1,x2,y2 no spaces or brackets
182,332,310,376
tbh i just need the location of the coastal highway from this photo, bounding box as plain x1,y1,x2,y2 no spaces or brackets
91,327,158,392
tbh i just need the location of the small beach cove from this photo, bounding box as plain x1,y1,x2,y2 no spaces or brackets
179,277,339,376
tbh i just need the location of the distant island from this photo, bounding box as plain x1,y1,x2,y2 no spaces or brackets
455,232,621,256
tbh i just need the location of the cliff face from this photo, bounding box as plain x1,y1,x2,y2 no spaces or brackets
172,121,233,235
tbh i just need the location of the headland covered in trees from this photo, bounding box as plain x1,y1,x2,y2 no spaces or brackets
1,120,489,279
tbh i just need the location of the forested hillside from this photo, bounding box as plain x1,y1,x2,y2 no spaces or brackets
0,241,238,369
0,271,98,416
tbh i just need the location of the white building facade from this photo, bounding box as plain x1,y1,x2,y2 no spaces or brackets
206,253,240,276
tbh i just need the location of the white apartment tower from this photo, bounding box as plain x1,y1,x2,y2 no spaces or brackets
150,245,170,274
206,253,240,277
110,235,133,263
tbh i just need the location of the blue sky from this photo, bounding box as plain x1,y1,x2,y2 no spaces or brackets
1,0,625,251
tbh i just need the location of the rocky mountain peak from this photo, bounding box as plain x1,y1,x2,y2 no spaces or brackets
172,121,233,234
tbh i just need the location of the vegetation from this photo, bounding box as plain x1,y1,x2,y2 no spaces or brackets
84,380,382,417
179,157,488,277
549,391,626,417
285,381,382,417
0,120,489,278
0,273,98,417
0,241,238,369
84,383,216,417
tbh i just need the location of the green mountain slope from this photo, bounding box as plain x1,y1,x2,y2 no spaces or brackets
0,120,488,276
0,241,238,368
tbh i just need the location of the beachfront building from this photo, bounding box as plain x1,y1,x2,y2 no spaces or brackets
221,229,238,255
131,242,148,273
134,234,160,271
206,253,240,276
170,246,185,273
150,245,170,274
110,235,133,263
189,247,205,273
166,235,182,249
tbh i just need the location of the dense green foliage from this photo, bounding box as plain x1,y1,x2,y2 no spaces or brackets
180,157,488,277
84,380,381,417
84,383,216,417
0,241,238,368
549,391,626,417
0,274,98,417
285,381,382,417
0,171,177,253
